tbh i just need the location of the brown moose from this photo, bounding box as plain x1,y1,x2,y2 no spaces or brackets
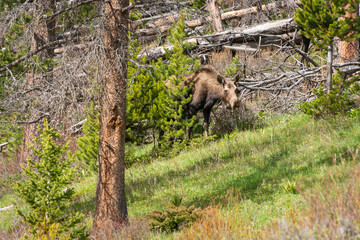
180,64,241,138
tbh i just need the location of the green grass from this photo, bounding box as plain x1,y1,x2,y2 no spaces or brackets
2,113,360,238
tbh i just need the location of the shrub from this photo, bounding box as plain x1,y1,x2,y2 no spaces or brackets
225,56,242,78
177,207,238,240
14,119,88,239
147,204,202,232
348,107,360,118
190,0,206,9
210,105,257,137
301,73,360,118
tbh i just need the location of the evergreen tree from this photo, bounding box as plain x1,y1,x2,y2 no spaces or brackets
294,0,360,49
191,0,206,9
14,119,87,239
158,13,201,144
127,12,200,145
225,56,241,78
294,0,360,91
0,0,27,11
126,34,160,143
74,103,100,173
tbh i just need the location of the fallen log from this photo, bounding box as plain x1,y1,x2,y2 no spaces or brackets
134,0,300,36
221,0,300,21
139,18,297,61
0,142,9,152
0,205,14,212
224,45,258,52
207,0,224,32
131,1,191,27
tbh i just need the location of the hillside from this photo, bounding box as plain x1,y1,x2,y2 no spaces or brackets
2,113,360,239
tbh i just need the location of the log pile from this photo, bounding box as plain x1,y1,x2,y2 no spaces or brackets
132,0,301,37
139,18,299,61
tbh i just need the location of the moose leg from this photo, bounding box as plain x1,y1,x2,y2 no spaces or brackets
186,126,192,139
186,106,198,139
202,99,216,137
203,109,211,137
158,128,164,144
186,112,192,139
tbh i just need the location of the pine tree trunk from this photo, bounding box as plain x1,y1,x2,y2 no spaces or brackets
337,6,359,63
327,44,333,92
338,39,359,62
207,0,224,32
20,0,56,164
93,0,129,233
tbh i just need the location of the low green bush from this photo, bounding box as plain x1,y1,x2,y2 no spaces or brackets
302,73,360,118
147,204,202,232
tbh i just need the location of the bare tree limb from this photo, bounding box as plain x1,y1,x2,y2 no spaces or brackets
0,205,14,212
133,0,300,33
0,142,10,152
50,0,100,19
0,39,67,74
0,114,49,125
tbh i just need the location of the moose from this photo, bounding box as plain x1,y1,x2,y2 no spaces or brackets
177,64,242,138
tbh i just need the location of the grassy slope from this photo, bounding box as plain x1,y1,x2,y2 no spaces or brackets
2,114,360,238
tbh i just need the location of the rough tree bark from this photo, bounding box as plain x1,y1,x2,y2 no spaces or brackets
92,0,129,233
20,0,56,164
337,5,359,63
207,0,224,32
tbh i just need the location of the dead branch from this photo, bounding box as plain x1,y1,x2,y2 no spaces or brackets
134,0,300,35
0,142,10,152
0,39,67,74
50,0,99,19
68,118,87,134
0,114,49,125
0,205,14,212
140,18,297,61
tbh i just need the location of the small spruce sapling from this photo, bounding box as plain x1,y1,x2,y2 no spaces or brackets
74,102,100,173
126,33,160,143
127,12,200,146
225,56,242,78
157,12,200,145
14,119,88,239
301,73,360,117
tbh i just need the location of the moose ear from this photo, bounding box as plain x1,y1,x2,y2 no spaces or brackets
217,75,224,84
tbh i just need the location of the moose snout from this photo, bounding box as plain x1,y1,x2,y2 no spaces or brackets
233,99,241,108
226,99,241,109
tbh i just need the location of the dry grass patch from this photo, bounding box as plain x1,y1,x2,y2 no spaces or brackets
268,149,360,239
